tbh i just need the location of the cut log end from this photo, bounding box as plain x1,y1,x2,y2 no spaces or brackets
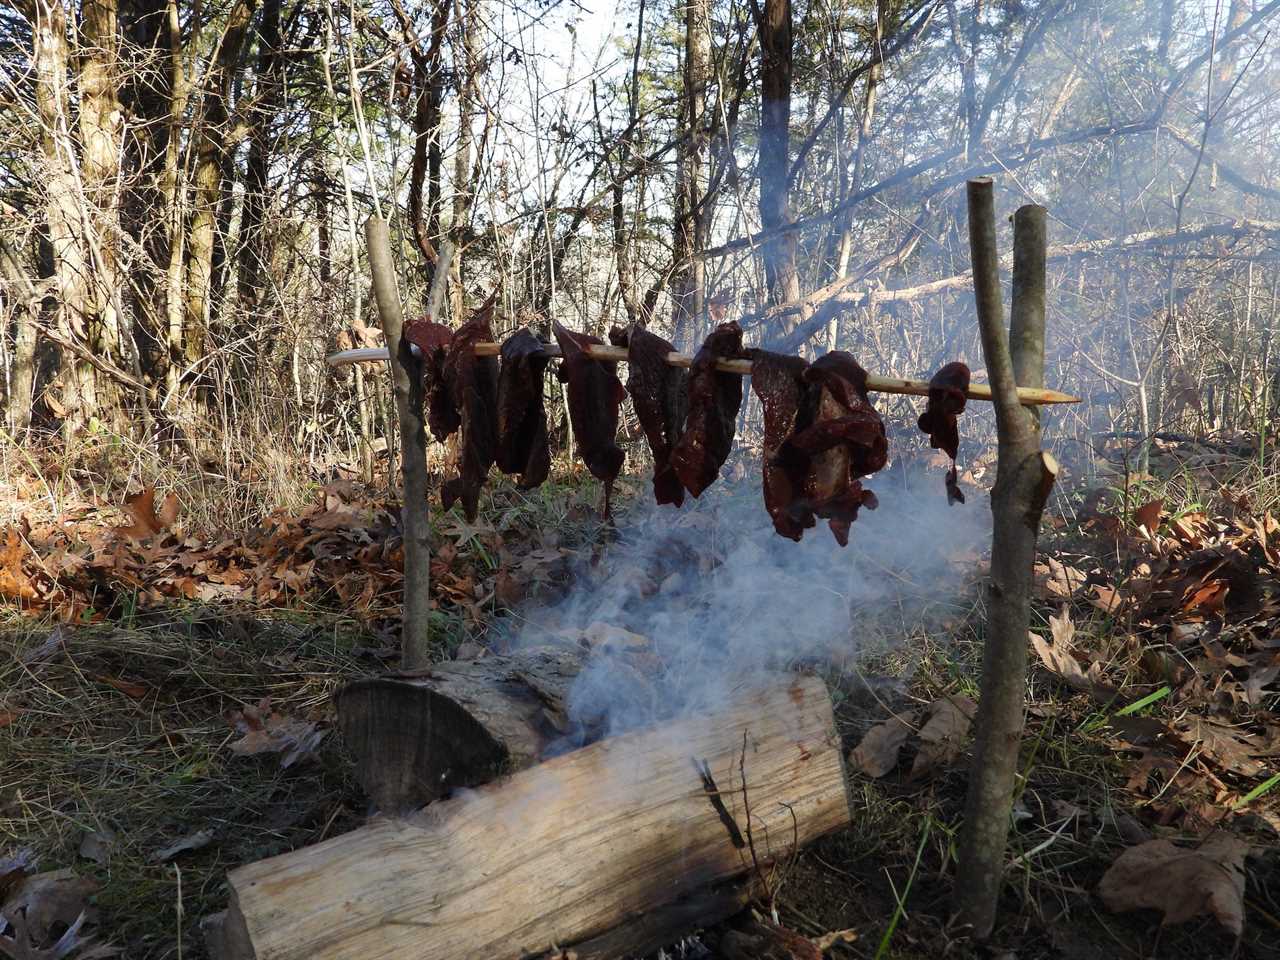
336,645,588,813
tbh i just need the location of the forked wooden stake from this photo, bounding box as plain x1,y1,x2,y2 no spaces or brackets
327,344,1080,405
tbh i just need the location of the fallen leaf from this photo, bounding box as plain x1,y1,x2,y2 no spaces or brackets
0,869,98,946
117,488,179,541
228,712,326,769
850,712,915,778
0,850,35,902
77,830,115,866
93,676,148,700
0,708,20,727
150,829,215,863
909,695,976,779
0,528,39,602
1133,498,1164,533
1088,584,1124,614
1033,557,1087,600
1029,611,1118,703
1098,835,1250,936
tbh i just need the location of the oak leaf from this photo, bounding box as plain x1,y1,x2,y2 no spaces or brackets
909,695,975,779
1098,836,1250,936
850,712,915,779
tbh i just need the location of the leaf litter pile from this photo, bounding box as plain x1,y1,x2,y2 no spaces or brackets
0,476,598,959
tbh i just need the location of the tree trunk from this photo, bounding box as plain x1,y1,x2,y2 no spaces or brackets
671,0,710,349
31,0,97,426
184,0,258,371
759,0,801,337
235,0,285,342
450,0,479,320
954,185,1058,939
0,237,40,432
75,0,128,426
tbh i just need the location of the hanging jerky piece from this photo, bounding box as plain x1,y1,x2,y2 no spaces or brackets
440,298,500,521
748,349,812,541
496,328,552,490
553,323,626,515
782,352,888,546
609,324,688,507
917,361,970,505
403,318,458,442
670,321,746,498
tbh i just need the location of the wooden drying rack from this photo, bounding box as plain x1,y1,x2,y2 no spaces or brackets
327,343,1080,406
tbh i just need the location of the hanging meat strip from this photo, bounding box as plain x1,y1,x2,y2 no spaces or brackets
403,318,458,442
496,328,552,490
440,301,500,522
553,323,626,515
916,361,970,505
781,352,888,546
669,321,746,498
747,349,812,540
609,324,688,507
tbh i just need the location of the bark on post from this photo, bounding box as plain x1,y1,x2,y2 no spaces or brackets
954,183,1058,939
365,216,432,669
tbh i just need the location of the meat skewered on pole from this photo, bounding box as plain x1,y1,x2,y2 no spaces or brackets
327,344,1078,405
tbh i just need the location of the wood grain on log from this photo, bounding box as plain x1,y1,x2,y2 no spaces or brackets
336,645,588,813
227,674,850,960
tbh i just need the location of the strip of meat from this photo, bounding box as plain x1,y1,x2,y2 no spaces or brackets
553,323,626,514
609,324,688,507
440,299,500,522
403,318,458,442
669,321,746,498
496,328,552,490
781,352,888,546
747,349,812,541
917,361,970,505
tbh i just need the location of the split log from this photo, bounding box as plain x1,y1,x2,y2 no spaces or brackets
336,644,590,814
226,674,851,960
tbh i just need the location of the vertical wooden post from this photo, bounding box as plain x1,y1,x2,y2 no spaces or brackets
365,216,433,669
954,183,1058,939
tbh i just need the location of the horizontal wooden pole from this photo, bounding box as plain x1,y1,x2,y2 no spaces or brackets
327,345,1080,405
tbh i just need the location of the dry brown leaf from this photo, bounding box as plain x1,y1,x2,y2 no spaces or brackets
1088,584,1124,614
93,676,148,700
1133,498,1164,534
228,711,326,769
117,488,179,541
1029,611,1118,703
850,712,915,779
909,695,975,779
150,829,215,863
0,529,39,602
0,869,98,948
1033,556,1087,600
1098,835,1250,936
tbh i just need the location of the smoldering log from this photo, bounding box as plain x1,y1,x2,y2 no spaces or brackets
336,644,593,814
225,674,851,960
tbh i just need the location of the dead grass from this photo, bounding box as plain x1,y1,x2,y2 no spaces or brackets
0,605,376,958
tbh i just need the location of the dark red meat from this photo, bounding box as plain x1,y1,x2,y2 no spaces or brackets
439,300,500,522
496,328,552,490
780,352,888,546
917,361,970,505
403,318,458,442
747,349,812,540
609,324,688,507
670,321,746,498
553,323,626,513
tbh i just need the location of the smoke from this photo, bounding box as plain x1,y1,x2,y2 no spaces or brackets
503,467,988,743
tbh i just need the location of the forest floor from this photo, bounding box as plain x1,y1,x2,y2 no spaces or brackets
1,431,1278,960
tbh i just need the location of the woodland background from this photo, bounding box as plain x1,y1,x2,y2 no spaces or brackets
1,0,1278,483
